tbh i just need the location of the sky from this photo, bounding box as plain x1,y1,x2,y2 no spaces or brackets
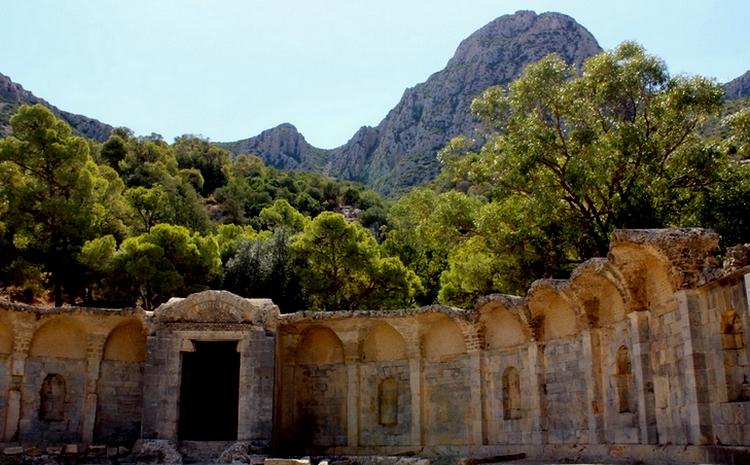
1,0,748,148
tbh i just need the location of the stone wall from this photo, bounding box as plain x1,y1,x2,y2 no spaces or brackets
0,228,747,465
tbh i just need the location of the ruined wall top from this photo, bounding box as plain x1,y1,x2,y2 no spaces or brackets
153,290,279,327
610,228,721,289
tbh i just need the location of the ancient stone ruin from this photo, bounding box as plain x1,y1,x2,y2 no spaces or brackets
0,229,748,464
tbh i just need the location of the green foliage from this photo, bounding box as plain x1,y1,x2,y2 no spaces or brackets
258,199,308,233
173,136,230,196
85,224,222,310
223,229,305,312
382,188,482,304
292,212,422,311
430,42,745,306
0,104,129,305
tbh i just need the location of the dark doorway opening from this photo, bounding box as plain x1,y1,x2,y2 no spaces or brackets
179,340,240,440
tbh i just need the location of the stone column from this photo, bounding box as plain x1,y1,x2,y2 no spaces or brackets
408,356,422,447
345,355,360,451
628,311,658,444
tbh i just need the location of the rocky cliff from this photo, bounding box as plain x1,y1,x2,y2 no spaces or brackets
724,70,750,100
223,10,602,195
0,72,112,141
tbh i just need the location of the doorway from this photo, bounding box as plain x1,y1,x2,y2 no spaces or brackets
178,340,240,440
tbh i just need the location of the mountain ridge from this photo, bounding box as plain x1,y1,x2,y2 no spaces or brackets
0,72,112,142
4,11,748,195
724,70,750,100
221,10,603,195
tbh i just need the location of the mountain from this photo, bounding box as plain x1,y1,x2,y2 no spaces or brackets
0,72,112,141
222,10,602,195
724,70,750,100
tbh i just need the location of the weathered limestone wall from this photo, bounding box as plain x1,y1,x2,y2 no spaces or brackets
0,304,146,445
141,291,278,448
0,228,746,465
275,229,750,462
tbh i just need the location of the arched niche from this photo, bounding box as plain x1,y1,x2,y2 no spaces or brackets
529,288,578,340
103,320,147,362
484,307,528,349
29,318,87,359
0,320,13,354
296,326,344,365
361,323,406,362
570,268,627,327
609,244,677,315
422,319,466,361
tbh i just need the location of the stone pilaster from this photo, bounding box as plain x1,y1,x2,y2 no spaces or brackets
345,355,360,450
408,356,422,447
628,311,658,444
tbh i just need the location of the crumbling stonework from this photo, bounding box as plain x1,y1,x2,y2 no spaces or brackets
0,229,748,464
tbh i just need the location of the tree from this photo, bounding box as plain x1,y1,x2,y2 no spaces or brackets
173,136,230,196
0,105,128,305
433,42,738,306
291,212,422,311
85,224,222,310
382,188,482,304
258,199,307,233
223,229,305,312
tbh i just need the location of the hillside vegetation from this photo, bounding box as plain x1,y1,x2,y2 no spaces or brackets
1,43,748,311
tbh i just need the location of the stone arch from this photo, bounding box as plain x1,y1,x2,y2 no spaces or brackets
378,377,398,426
103,320,147,362
609,243,677,315
528,285,578,340
616,346,633,413
361,322,406,362
29,318,87,359
296,326,344,365
40,374,66,421
422,318,466,361
483,307,529,349
502,366,522,420
721,309,749,402
570,263,628,327
0,320,12,354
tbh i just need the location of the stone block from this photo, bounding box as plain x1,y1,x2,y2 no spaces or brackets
64,444,79,454
3,446,23,455
265,459,311,465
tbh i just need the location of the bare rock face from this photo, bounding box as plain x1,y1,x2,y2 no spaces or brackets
221,10,602,195
0,72,112,141
351,10,601,195
220,123,324,171
724,70,750,100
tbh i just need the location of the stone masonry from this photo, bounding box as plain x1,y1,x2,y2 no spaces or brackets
0,229,749,464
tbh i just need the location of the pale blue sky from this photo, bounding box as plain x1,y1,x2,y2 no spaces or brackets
1,0,748,148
